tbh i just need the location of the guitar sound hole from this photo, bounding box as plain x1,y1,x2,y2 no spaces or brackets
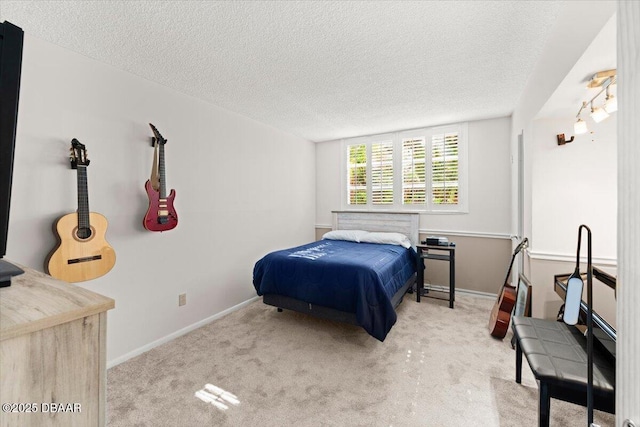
77,227,92,240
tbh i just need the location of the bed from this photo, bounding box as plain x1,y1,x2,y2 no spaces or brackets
252,211,419,341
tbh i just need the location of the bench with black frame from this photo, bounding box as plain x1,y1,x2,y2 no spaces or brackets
511,268,616,427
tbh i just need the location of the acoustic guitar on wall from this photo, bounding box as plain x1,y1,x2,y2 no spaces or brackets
46,139,116,283
143,123,178,232
488,237,528,338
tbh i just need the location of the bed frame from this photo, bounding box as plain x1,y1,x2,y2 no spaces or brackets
262,211,420,326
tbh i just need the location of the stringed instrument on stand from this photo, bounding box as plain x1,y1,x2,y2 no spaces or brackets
46,139,116,282
489,237,528,338
143,123,178,232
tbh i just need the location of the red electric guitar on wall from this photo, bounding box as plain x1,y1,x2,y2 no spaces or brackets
488,237,528,338
143,123,178,232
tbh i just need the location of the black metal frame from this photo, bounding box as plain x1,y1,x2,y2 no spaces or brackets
262,273,416,327
514,273,533,317
513,322,615,427
416,244,455,308
513,226,618,427
576,225,595,426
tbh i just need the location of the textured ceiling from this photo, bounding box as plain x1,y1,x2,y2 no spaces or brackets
536,14,616,120
1,1,564,142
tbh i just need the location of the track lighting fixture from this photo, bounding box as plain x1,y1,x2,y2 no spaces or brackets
580,70,616,124
559,70,617,146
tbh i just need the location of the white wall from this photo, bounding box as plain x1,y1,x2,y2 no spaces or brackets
315,140,342,228
510,1,616,320
531,116,617,260
511,1,616,243
316,116,512,236
7,35,316,364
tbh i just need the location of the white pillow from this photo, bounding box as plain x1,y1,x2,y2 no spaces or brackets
360,232,412,248
322,229,369,243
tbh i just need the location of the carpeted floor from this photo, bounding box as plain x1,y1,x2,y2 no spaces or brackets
107,293,614,426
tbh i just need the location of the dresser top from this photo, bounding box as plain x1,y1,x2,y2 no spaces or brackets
0,263,114,341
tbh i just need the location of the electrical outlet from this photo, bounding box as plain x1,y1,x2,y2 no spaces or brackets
178,293,187,307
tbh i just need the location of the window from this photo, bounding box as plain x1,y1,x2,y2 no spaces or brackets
431,132,459,205
344,123,467,212
371,141,393,205
347,144,366,205
402,137,426,205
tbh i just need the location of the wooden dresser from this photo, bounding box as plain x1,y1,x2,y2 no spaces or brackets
0,264,114,427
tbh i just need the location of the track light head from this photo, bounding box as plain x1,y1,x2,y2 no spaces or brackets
604,92,617,113
574,118,588,135
590,102,609,123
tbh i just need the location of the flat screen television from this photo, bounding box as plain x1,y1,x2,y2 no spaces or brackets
0,21,25,286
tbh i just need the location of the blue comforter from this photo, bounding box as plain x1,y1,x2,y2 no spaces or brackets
253,240,417,341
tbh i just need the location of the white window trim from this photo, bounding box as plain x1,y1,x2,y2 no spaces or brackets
341,123,468,214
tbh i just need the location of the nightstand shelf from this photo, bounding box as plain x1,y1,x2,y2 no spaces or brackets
416,244,456,308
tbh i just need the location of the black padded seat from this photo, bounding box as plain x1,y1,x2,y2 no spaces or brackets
512,316,615,427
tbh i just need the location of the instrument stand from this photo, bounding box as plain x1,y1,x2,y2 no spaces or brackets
570,225,596,427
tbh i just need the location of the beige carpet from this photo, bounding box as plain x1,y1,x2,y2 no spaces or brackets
107,293,614,426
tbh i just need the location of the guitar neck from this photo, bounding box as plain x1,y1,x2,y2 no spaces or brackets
77,166,91,230
502,253,518,287
159,143,167,199
499,242,527,292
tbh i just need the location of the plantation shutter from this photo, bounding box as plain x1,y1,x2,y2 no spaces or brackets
431,132,459,205
347,144,367,205
402,137,426,204
371,141,393,204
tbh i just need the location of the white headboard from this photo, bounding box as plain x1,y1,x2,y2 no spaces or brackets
332,211,420,248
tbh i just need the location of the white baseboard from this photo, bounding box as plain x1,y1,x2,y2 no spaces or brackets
107,296,260,369
424,284,497,299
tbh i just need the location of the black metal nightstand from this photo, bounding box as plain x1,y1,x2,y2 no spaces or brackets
416,244,456,308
